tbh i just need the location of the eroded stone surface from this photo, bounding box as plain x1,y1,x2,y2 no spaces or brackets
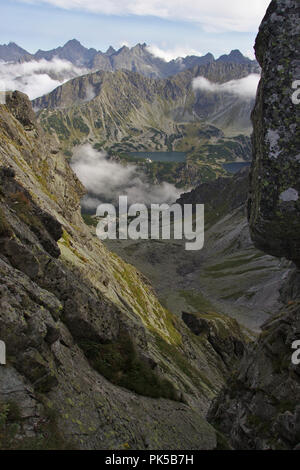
209,0,300,450
248,0,300,266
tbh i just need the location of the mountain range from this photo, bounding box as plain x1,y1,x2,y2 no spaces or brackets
33,60,257,185
0,38,260,189
0,39,257,79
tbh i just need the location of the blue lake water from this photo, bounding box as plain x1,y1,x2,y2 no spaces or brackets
223,162,251,174
127,151,186,163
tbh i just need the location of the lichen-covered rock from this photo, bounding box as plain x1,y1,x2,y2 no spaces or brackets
248,0,300,266
1,90,237,449
209,0,300,450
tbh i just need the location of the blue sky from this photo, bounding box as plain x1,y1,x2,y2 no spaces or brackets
0,0,271,59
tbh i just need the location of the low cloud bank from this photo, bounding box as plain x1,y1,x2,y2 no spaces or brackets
71,144,182,211
147,45,203,62
0,58,87,100
192,74,260,100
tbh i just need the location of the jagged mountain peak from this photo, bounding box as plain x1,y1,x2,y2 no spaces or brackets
229,49,244,57
105,45,116,55
7,41,21,47
0,39,258,81
217,49,252,64
132,42,147,49
201,52,215,60
62,38,97,53
65,38,82,46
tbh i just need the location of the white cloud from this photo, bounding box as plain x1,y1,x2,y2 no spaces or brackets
245,49,256,60
20,0,271,33
0,58,87,100
71,144,181,210
146,45,203,62
192,74,260,100
119,41,131,48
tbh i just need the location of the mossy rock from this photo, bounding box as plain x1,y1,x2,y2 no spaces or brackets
79,332,179,401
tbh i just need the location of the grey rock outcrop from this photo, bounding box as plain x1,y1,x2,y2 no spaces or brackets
1,38,257,79
248,0,300,267
208,300,300,450
0,91,232,449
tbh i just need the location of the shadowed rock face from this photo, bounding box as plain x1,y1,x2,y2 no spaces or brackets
208,0,300,450
1,91,232,450
6,91,37,130
248,0,300,267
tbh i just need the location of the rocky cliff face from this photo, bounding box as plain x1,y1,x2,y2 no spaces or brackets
0,91,251,449
0,42,29,62
33,63,257,141
248,0,300,267
208,0,300,450
208,297,300,450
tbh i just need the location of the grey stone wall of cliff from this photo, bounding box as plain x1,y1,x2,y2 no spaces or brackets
208,0,300,450
0,91,223,449
248,0,300,266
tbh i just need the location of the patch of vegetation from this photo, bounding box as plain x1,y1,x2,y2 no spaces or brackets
61,229,71,248
247,414,270,435
154,333,214,392
79,332,179,401
60,229,88,263
129,127,142,136
203,143,232,161
94,119,103,129
205,257,256,273
82,214,98,227
93,141,106,151
113,264,182,345
179,290,215,314
124,244,139,256
275,399,295,414
220,290,247,301
0,401,74,450
165,133,181,151
47,114,71,139
9,191,44,232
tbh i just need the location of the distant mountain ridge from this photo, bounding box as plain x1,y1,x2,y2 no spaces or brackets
33,62,257,139
0,42,29,62
33,61,255,186
0,39,257,78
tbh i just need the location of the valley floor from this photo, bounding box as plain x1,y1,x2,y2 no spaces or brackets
103,203,291,335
